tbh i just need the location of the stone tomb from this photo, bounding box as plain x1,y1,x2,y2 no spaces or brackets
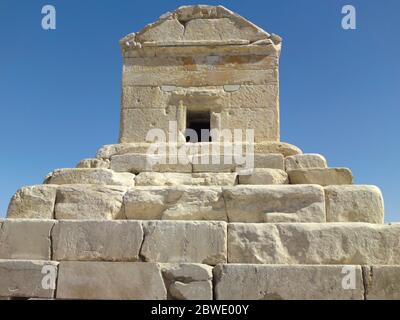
1,5,398,300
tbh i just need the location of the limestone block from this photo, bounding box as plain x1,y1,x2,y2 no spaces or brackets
123,68,276,87
141,221,227,265
285,154,327,171
238,169,288,185
52,220,143,261
220,108,279,142
136,18,184,43
124,186,226,221
0,260,58,298
234,153,284,170
169,281,213,300
121,86,170,109
54,185,127,220
228,223,400,265
288,168,353,186
192,154,236,173
110,153,192,173
96,142,302,159
183,17,268,42
325,185,384,223
45,168,135,187
135,172,237,186
76,158,110,169
124,56,278,74
254,142,302,157
0,219,54,260
176,5,227,21
161,263,213,300
162,263,213,282
365,266,400,300
223,185,325,223
57,262,166,300
119,107,177,143
230,84,278,108
7,185,57,219
214,264,363,300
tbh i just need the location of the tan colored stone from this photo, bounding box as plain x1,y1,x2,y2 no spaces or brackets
228,223,400,264
0,260,58,298
96,142,302,159
136,18,184,43
124,186,226,221
288,168,353,186
121,86,170,109
285,154,327,171
223,185,325,223
124,56,278,74
183,17,268,42
56,262,166,300
365,266,400,300
52,220,143,261
54,185,127,220
238,169,288,185
214,264,363,300
110,153,192,173
7,185,57,219
76,158,110,169
192,154,236,173
325,185,384,223
135,172,237,186
169,281,213,300
0,219,55,260
123,68,276,87
141,221,227,264
119,107,178,143
45,168,135,187
162,263,213,282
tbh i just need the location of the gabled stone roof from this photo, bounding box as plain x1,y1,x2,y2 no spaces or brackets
120,5,281,49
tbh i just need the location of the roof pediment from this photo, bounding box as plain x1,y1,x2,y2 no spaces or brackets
121,5,281,48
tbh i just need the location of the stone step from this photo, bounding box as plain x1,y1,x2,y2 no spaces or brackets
7,184,384,223
96,142,303,159
228,222,400,265
108,152,285,173
1,260,399,299
1,220,398,265
288,167,353,186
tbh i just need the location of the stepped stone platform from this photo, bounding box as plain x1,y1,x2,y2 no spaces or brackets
1,5,397,300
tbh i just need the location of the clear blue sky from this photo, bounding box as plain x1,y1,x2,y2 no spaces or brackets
0,0,399,221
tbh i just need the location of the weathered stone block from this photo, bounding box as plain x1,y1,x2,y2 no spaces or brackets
364,266,400,300
214,264,363,300
223,185,325,222
0,260,58,298
76,158,110,169
124,186,226,221
0,219,54,260
7,185,57,219
52,220,143,261
169,281,213,300
110,153,192,173
228,223,400,265
56,262,166,300
54,185,127,220
161,262,214,300
325,185,384,223
285,154,327,171
238,168,288,185
220,108,279,142
288,168,353,186
45,168,135,187
135,172,237,186
141,221,227,265
119,107,178,143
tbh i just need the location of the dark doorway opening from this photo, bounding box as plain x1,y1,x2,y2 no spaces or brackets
186,110,211,142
